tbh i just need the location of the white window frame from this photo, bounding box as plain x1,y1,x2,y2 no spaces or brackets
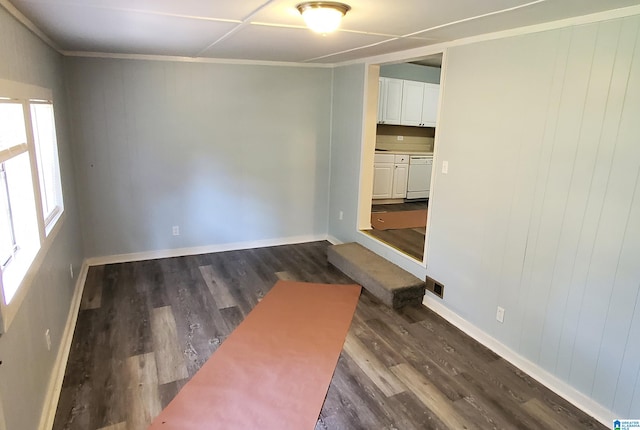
0,79,65,333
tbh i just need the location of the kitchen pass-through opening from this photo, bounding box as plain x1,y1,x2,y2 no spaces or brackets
358,53,443,265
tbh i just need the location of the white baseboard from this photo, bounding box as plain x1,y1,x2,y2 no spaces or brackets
86,234,330,266
421,295,613,427
326,235,343,245
38,261,89,430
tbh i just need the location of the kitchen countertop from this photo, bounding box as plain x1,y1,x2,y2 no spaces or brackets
375,149,433,156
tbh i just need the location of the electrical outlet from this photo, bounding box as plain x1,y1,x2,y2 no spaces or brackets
69,263,74,279
397,135,404,141
45,329,51,351
442,161,449,174
339,211,344,220
172,226,180,236
496,306,505,323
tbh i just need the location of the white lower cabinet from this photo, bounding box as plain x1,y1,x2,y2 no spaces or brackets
373,154,409,200
392,162,409,198
372,162,394,199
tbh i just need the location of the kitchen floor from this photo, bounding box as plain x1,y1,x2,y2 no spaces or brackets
367,201,428,261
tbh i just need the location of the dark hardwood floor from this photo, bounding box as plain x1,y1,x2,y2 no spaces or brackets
368,201,428,261
53,241,605,430
372,201,428,213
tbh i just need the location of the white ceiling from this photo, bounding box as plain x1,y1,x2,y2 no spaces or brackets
6,0,640,64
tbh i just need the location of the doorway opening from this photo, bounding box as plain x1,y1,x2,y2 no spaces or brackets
358,53,443,263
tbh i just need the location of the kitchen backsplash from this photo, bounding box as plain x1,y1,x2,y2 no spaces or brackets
376,124,434,152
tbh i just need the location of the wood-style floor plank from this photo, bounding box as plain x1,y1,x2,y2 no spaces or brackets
365,227,426,261
53,241,606,430
97,423,127,430
125,353,161,430
275,270,295,280
80,266,104,310
523,398,574,430
343,332,406,397
151,306,189,385
390,362,473,429
198,264,237,309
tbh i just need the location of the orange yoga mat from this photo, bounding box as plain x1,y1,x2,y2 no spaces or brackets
148,280,361,430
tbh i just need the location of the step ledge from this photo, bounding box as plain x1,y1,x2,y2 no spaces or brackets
328,242,425,309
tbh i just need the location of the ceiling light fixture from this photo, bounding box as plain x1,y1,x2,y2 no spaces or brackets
296,2,351,34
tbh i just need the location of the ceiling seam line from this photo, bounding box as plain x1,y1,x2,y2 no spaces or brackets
403,0,547,38
194,0,278,57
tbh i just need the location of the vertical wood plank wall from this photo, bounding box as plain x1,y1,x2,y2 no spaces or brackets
429,15,640,417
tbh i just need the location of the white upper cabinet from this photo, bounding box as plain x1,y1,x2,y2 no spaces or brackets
400,80,424,126
378,77,403,125
421,83,440,127
377,77,440,127
377,77,386,123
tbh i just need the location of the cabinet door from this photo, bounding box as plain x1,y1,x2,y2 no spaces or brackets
382,78,403,125
421,83,440,127
377,78,386,123
401,80,424,126
392,163,409,199
372,163,394,199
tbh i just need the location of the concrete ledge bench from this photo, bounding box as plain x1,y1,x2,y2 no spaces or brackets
328,242,425,309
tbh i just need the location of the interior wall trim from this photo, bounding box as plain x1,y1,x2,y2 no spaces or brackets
326,235,342,245
343,4,640,67
37,261,90,430
421,294,613,427
85,234,331,266
0,0,60,52
61,50,335,68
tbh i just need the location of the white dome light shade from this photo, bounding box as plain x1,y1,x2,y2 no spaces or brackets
296,2,351,34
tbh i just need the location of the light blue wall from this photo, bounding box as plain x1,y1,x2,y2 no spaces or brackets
430,16,640,418
0,6,84,430
65,58,333,258
329,14,640,420
328,64,365,240
380,63,441,84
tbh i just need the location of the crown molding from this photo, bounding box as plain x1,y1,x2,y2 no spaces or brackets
0,0,61,52
61,50,335,68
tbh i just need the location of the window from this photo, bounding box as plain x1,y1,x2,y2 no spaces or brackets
31,102,64,229
0,80,64,331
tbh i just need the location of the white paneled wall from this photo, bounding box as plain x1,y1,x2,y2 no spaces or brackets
65,58,332,258
429,15,640,417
